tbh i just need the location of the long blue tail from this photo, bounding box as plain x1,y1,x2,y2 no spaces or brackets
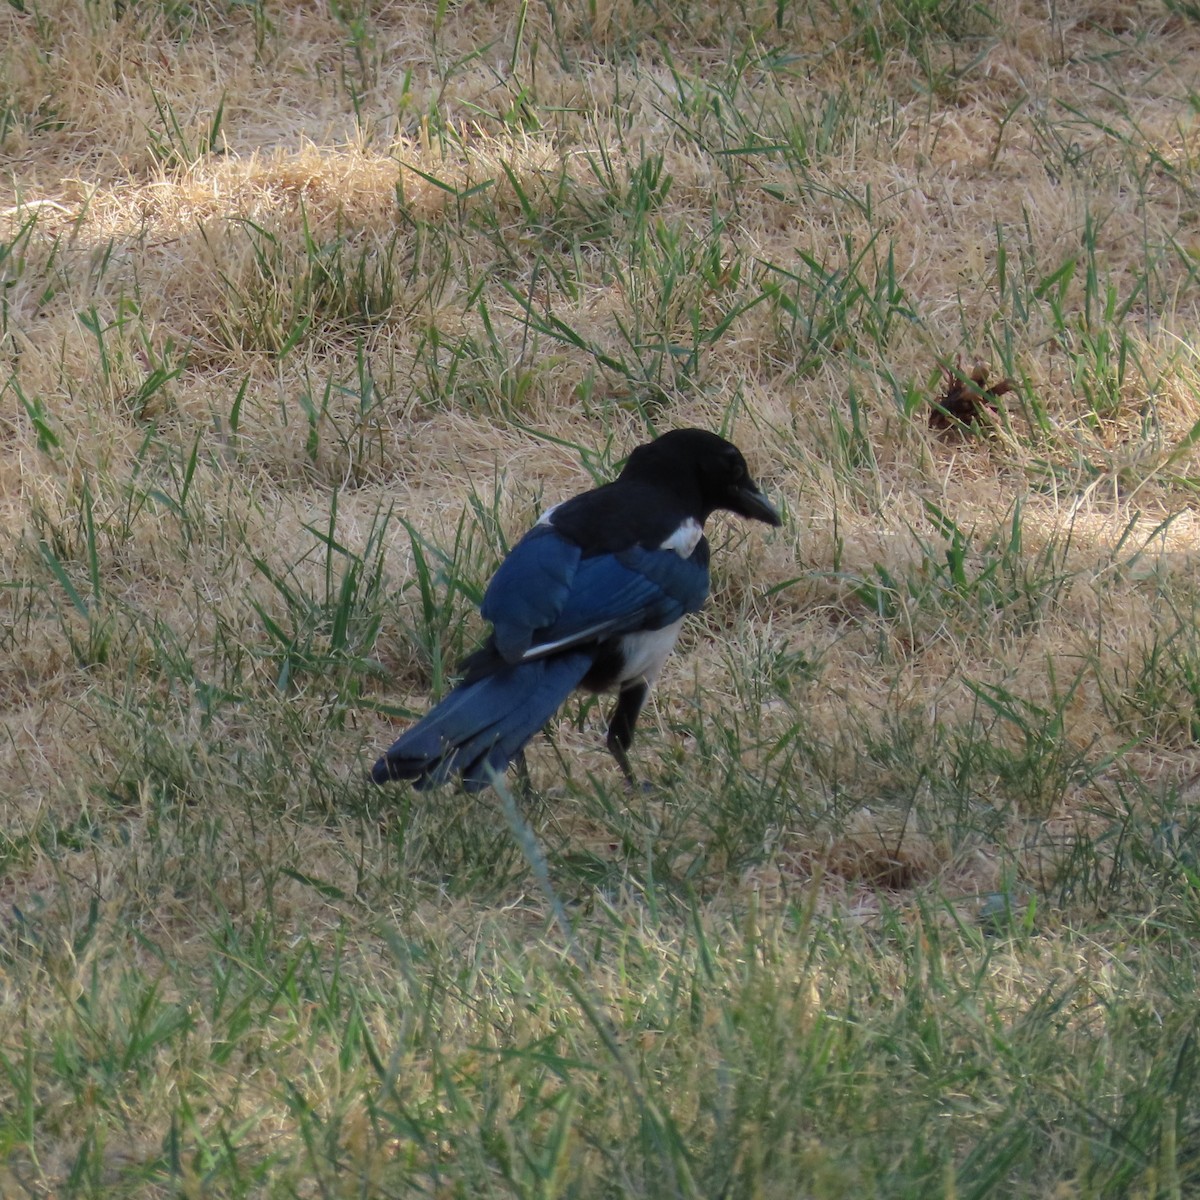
371,652,593,791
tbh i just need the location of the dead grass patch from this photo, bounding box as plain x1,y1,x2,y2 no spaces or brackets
4,0,1200,1194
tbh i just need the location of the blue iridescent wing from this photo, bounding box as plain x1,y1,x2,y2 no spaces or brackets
481,524,710,663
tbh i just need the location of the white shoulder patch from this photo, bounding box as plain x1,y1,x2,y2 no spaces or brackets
536,503,560,527
660,517,703,557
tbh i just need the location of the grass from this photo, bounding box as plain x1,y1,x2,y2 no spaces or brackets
3,0,1200,1194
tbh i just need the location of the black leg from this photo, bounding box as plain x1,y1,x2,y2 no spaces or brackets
606,681,648,787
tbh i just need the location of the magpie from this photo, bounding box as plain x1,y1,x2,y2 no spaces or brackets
371,428,781,791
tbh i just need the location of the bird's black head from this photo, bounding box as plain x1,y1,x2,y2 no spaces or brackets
620,428,782,526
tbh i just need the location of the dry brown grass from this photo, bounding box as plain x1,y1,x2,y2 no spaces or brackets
4,0,1200,1194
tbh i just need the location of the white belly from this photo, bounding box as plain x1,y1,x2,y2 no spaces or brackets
616,619,684,687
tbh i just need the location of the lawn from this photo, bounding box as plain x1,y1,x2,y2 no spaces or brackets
3,0,1200,1195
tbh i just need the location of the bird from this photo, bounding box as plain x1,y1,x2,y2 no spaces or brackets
371,428,781,792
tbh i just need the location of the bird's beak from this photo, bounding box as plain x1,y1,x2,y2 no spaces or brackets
734,484,782,526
